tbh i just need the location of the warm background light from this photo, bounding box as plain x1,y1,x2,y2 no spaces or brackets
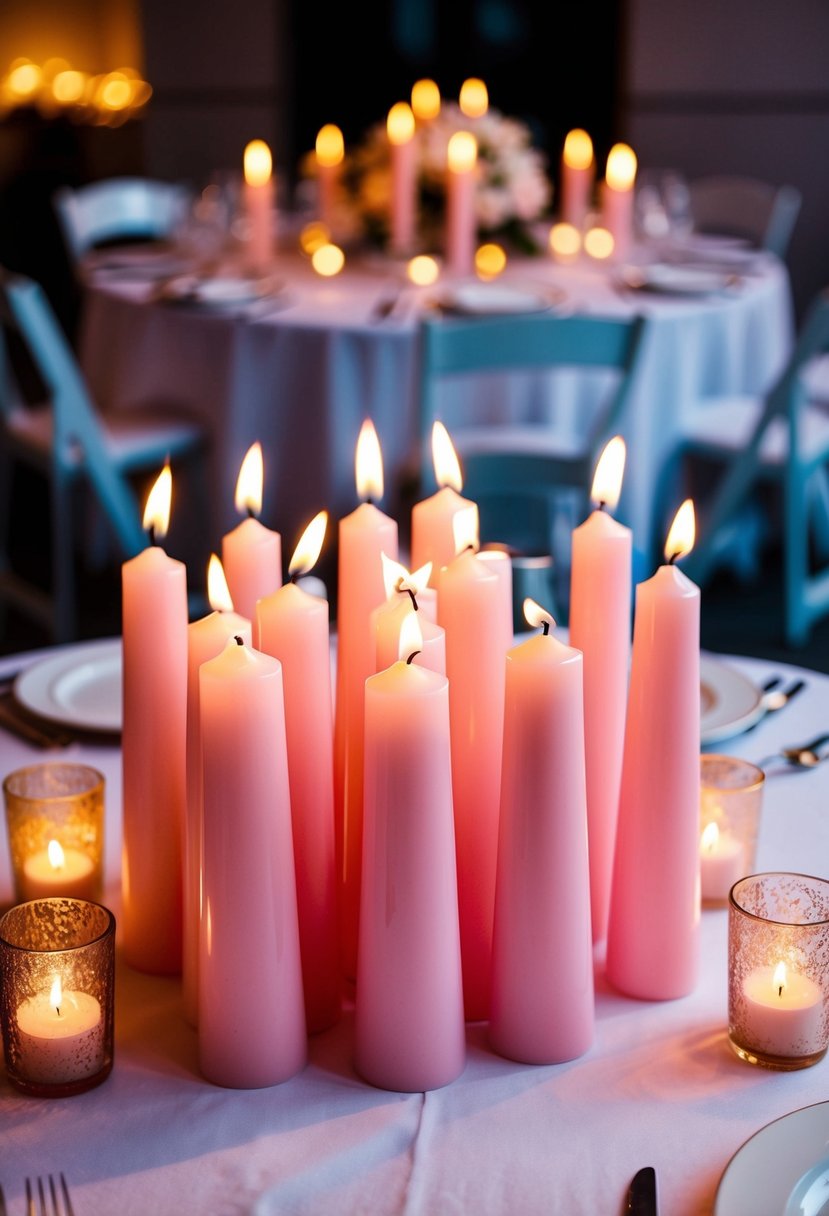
316,123,344,167
475,243,507,280
549,222,582,259
407,255,439,286
584,226,615,259
311,242,345,276
563,128,594,170
411,78,440,121
606,143,638,191
299,221,330,255
459,77,488,118
387,101,416,145
244,139,273,187
447,131,477,174
52,68,85,103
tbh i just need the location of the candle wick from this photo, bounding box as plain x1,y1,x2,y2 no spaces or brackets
465,543,476,553
778,984,784,998
668,550,681,565
406,650,421,665
246,506,256,520
597,500,608,512
542,621,550,636
234,635,245,646
365,495,373,507
55,1005,61,1017
148,523,156,547
404,586,418,611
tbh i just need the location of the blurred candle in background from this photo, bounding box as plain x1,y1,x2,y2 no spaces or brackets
315,123,344,234
243,138,274,275
222,441,282,622
459,77,488,118
411,78,441,123
446,131,477,277
387,101,417,255
602,143,637,260
411,421,479,587
560,129,594,230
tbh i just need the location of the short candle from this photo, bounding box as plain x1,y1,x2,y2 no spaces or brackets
700,821,744,904
21,840,96,902
16,976,104,1086
741,962,823,1060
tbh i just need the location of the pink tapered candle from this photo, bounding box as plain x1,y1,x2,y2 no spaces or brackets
183,556,251,1026
222,441,282,622
411,421,479,588
256,511,341,1035
438,508,507,1020
333,420,399,979
490,600,594,1064
568,437,632,944
446,131,477,277
606,500,701,1000
355,613,465,1092
560,129,594,230
243,139,275,275
372,554,445,674
477,548,514,654
199,636,306,1088
121,466,187,975
387,102,417,255
601,143,637,261
315,124,344,234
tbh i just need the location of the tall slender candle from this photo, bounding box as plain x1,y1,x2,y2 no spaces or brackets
256,511,341,1034
446,131,477,277
121,465,187,974
199,637,306,1088
333,420,399,979
490,600,594,1064
372,554,445,674
387,102,417,255
222,441,282,622
568,437,632,944
411,421,479,587
438,508,507,1020
606,500,701,1000
315,123,344,235
602,143,637,261
355,613,465,1092
560,129,594,230
183,555,251,1026
243,138,275,275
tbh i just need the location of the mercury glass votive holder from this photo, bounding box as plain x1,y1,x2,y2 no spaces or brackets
728,873,829,1070
699,755,764,907
3,763,104,905
0,898,115,1096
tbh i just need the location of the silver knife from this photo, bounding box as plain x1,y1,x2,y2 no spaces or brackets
627,1166,658,1215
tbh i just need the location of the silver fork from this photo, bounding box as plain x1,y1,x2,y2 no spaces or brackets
25,1175,75,1216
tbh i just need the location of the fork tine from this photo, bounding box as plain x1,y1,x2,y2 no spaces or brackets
25,1178,35,1216
48,1176,59,1216
59,1175,75,1216
38,1177,47,1216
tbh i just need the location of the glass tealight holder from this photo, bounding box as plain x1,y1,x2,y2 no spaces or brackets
728,873,829,1070
699,755,764,907
0,898,115,1096
3,763,104,905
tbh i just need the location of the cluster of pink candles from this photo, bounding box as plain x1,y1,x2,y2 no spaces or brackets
557,128,638,259
120,420,702,1093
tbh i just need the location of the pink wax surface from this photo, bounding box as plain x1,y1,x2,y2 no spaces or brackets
446,165,475,277
390,137,416,254
372,595,446,675
411,488,479,588
221,516,282,623
560,160,594,230
602,181,634,260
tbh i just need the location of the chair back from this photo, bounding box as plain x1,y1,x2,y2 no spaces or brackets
688,175,802,258
0,271,146,555
54,177,189,263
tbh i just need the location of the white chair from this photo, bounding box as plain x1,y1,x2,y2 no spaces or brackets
53,177,188,266
688,175,802,259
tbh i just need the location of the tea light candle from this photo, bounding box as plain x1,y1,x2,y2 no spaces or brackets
700,821,744,904
222,441,282,622
16,978,104,1085
20,841,96,902
741,962,823,1059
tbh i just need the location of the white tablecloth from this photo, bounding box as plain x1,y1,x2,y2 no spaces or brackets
79,246,794,571
0,644,827,1215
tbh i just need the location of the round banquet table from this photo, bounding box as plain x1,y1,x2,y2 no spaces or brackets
78,241,794,569
0,642,828,1215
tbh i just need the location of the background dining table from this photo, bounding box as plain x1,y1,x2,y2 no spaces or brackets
0,641,827,1215
77,238,794,574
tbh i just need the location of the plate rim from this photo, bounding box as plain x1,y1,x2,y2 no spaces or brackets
14,638,123,734
621,262,735,295
436,280,567,316
714,1100,829,1215
700,654,764,743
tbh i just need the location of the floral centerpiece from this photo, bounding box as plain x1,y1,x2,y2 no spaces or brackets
308,102,553,254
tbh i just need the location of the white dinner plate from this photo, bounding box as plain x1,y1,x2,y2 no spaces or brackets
14,639,122,734
700,655,765,744
162,274,283,308
715,1101,829,1215
437,281,567,316
619,263,738,295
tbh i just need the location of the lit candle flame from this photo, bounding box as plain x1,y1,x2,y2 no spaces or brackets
549,222,582,259
142,464,172,539
591,436,626,509
664,499,696,563
606,143,637,191
563,129,593,171
452,504,479,555
299,220,330,255
447,131,477,174
583,226,615,260
475,242,507,280
315,123,344,167
244,139,272,187
407,255,439,286
398,609,423,663
432,421,463,492
355,419,384,502
207,554,234,613
774,961,787,997
381,552,432,602
700,822,719,854
234,441,264,517
288,510,328,578
50,975,62,1013
411,78,440,122
47,839,65,870
523,598,556,632
311,243,345,276
387,101,415,146
459,77,488,118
